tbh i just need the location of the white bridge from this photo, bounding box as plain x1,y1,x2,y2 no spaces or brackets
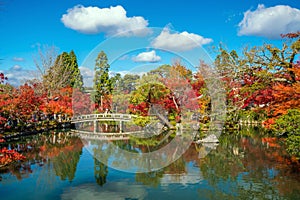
70,113,207,142
71,113,134,123
71,113,137,134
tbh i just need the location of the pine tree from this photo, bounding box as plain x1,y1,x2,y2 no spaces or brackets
69,50,83,89
43,50,83,95
93,51,112,107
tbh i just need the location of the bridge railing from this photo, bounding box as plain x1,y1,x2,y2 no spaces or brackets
71,113,134,122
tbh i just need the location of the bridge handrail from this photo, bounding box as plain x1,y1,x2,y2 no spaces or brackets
72,113,135,121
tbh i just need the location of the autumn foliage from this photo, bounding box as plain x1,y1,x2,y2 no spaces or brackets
40,86,73,116
267,63,300,117
0,33,299,159
0,147,26,167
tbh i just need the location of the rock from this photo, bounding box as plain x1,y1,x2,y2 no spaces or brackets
196,134,219,143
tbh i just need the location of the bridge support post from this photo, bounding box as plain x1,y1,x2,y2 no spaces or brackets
94,120,98,133
119,121,123,133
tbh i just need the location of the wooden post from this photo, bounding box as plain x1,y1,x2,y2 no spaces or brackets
94,120,97,133
119,120,123,133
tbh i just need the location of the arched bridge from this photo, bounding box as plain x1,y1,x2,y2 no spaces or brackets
71,113,137,134
71,113,134,123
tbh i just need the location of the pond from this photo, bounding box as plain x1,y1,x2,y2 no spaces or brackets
0,129,299,200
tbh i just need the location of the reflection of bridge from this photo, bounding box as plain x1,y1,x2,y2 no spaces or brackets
71,113,135,133
71,130,145,141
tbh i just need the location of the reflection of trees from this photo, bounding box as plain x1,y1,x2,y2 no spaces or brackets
135,157,187,187
0,131,84,184
197,133,300,199
163,157,186,174
113,140,139,153
127,131,176,153
199,135,244,185
94,159,108,186
92,142,109,186
52,145,82,182
85,128,300,198
40,134,83,182
135,170,164,187
35,133,84,182
88,131,193,173
241,136,300,198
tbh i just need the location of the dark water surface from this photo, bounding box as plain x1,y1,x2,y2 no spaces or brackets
0,130,299,200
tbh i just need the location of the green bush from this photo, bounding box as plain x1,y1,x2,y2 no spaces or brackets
273,109,300,159
132,116,150,127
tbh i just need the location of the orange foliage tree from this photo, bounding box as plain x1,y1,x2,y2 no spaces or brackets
267,63,300,118
40,86,73,117
0,84,43,125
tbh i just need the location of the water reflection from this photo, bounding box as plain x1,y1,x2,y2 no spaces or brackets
82,128,197,173
61,182,147,200
0,130,299,199
0,132,83,183
197,134,300,199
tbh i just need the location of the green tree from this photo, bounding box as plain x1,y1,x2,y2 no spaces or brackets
43,50,83,95
273,109,300,159
148,62,192,80
110,72,122,89
120,74,140,94
93,51,113,108
69,50,83,89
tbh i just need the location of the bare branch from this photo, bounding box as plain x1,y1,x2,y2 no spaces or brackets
33,45,59,79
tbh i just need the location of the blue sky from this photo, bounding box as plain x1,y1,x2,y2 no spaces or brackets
0,0,300,86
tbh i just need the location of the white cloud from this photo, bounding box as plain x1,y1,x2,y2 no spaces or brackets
79,66,93,78
31,42,41,49
238,4,300,39
79,66,94,87
111,70,145,77
151,27,213,51
13,57,25,62
11,65,22,71
3,66,35,86
117,55,129,61
132,50,161,63
61,5,150,36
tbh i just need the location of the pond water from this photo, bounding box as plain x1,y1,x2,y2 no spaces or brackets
0,129,299,200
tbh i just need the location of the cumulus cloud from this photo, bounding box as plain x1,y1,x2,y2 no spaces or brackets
151,27,213,51
238,4,300,39
61,5,150,36
132,50,161,63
